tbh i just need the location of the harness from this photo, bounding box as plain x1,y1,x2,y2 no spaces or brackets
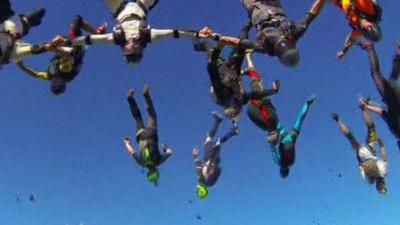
250,99,273,128
113,17,149,48
142,147,155,167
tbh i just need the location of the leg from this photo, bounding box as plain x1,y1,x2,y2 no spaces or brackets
362,43,389,99
207,111,224,141
217,126,238,146
0,0,14,23
69,15,101,39
21,8,45,35
107,0,126,16
142,85,157,130
292,95,317,133
390,42,400,81
239,21,252,40
126,89,145,134
193,39,214,58
332,113,361,152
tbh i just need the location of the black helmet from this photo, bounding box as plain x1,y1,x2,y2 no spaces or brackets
274,39,299,68
361,24,382,42
50,78,66,95
280,166,290,178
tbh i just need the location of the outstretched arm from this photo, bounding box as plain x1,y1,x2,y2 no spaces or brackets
337,30,361,59
294,0,327,39
159,144,173,164
390,42,400,81
71,33,115,46
377,138,388,162
331,113,361,152
150,26,212,42
124,137,142,166
15,61,49,80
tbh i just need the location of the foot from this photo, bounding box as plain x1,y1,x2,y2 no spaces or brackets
142,85,150,96
212,111,223,123
358,40,373,50
231,126,239,136
127,89,134,98
96,22,108,34
331,113,339,122
306,94,317,105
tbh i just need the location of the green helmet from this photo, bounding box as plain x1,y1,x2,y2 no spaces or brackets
147,170,160,184
196,184,208,199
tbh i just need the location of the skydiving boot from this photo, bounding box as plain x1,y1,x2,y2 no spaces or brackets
21,8,45,35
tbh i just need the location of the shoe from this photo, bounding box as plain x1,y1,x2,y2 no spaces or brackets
127,89,134,98
331,113,339,122
142,85,150,96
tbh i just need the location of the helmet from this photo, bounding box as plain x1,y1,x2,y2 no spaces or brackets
274,39,299,68
196,183,208,199
50,78,66,95
376,177,387,195
280,166,290,178
123,39,143,65
147,170,160,184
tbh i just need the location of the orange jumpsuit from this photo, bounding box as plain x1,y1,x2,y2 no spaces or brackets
334,0,380,39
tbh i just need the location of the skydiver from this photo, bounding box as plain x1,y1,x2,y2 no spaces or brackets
123,85,172,185
67,0,212,66
243,52,316,178
16,15,107,95
193,22,280,127
358,40,400,150
313,0,382,59
0,0,50,66
192,111,238,199
205,0,324,67
331,101,388,194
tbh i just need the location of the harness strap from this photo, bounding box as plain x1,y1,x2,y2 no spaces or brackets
250,99,273,128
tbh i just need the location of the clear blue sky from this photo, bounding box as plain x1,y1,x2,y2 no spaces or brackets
1,0,400,225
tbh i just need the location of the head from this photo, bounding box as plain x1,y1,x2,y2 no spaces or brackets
359,19,382,42
280,166,290,178
274,39,299,68
203,164,221,186
123,39,143,66
376,177,387,195
147,169,160,185
196,183,209,199
50,78,66,95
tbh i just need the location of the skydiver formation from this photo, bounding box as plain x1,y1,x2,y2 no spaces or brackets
2,0,399,198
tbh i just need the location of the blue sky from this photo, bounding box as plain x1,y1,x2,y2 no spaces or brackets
1,0,400,225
